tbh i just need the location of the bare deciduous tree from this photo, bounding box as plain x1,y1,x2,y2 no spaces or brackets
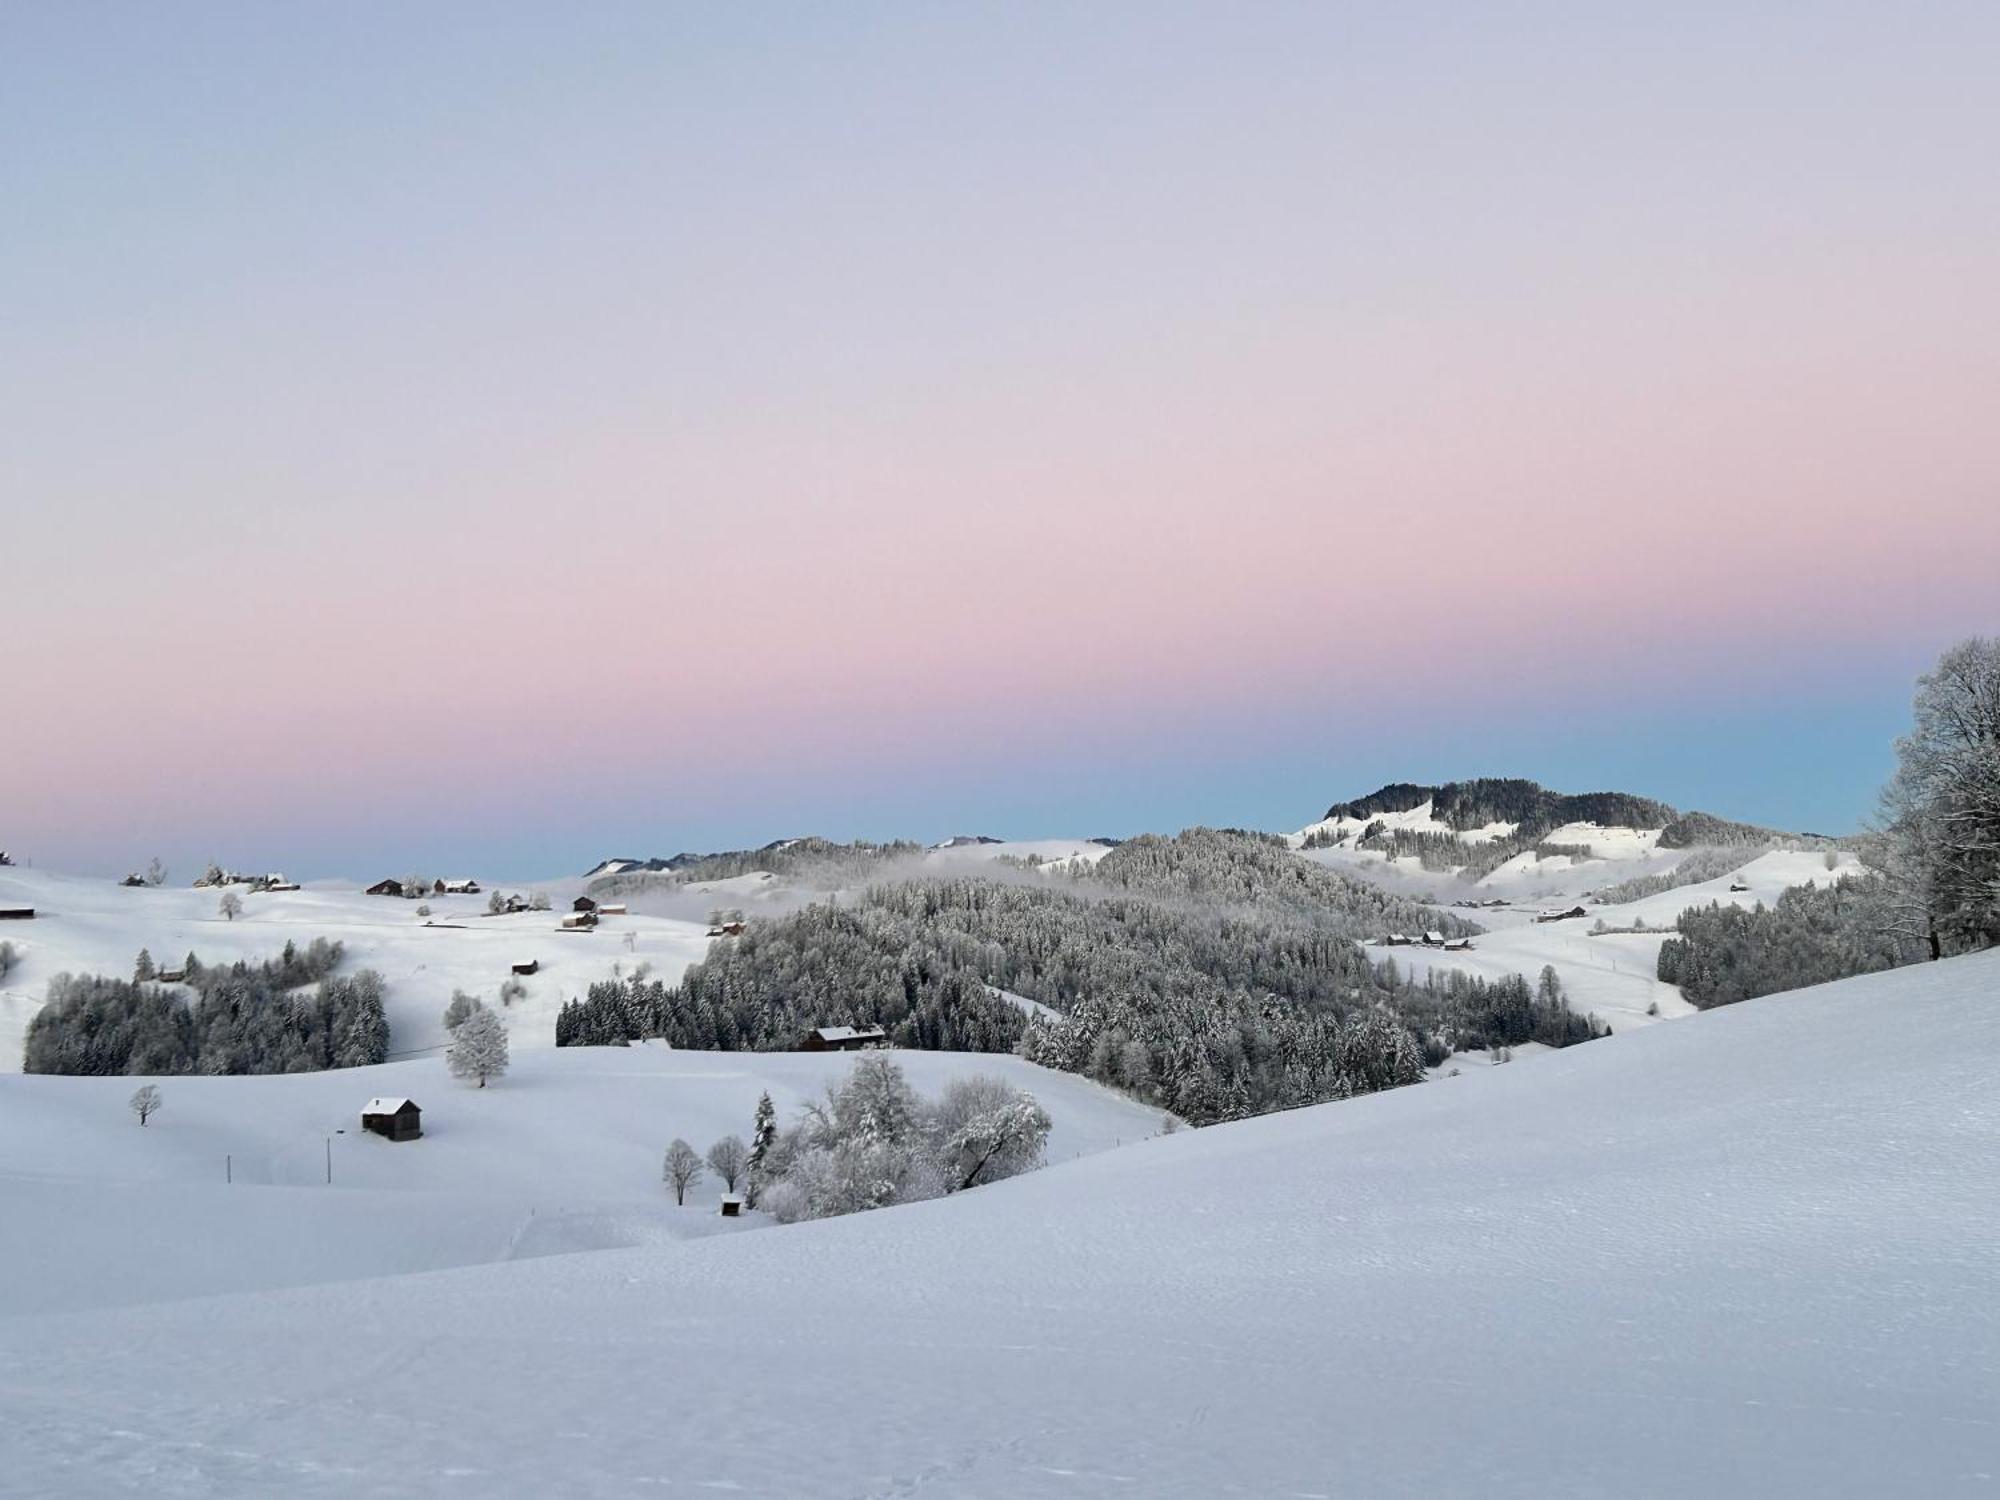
218,891,244,921
705,1135,749,1193
130,1084,162,1126
663,1138,704,1204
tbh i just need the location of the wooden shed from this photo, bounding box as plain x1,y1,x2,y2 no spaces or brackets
0,906,34,921
719,1195,743,1218
365,878,406,897
511,959,539,976
361,1097,423,1142
801,1025,888,1052
572,895,599,914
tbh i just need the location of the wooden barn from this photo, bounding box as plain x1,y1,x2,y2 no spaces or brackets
572,896,598,914
361,1097,422,1142
436,878,481,895
801,1025,888,1052
597,902,627,915
0,906,34,921
720,920,746,936
560,910,598,930
511,959,539,976
365,878,406,897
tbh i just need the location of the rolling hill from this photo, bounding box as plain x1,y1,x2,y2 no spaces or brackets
0,947,1992,1496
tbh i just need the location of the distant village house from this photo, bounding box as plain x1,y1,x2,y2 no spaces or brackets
801,1025,888,1052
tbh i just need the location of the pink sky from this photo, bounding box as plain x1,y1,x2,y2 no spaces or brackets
3,5,1996,873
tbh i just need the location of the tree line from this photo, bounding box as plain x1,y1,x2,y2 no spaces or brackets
23,941,389,1075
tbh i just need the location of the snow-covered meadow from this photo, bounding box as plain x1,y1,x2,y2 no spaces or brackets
1,947,1994,1496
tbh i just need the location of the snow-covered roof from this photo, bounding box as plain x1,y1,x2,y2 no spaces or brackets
362,1097,418,1115
813,1026,885,1042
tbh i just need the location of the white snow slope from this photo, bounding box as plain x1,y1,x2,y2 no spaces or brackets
2,949,1994,1497
0,867,719,1073
0,1045,1165,1317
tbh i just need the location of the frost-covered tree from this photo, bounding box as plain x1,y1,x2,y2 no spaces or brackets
134,948,155,982
144,857,167,888
1879,637,2000,958
498,976,527,1006
486,890,506,915
442,990,483,1032
663,1138,703,1204
930,1076,1051,1191
529,891,550,912
705,1134,749,1193
447,1006,508,1087
129,1084,162,1125
218,891,244,921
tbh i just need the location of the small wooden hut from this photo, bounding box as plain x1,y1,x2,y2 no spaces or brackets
361,1097,423,1142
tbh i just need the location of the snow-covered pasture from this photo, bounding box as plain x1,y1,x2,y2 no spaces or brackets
2,948,1993,1496
1335,846,1866,1033
0,1045,1165,1317
0,867,717,1073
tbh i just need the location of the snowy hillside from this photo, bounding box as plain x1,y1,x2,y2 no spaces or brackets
2,949,1994,1496
0,866,718,1072
0,1045,1164,1317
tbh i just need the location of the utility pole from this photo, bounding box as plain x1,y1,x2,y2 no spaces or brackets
325,1136,332,1185
226,1154,232,1184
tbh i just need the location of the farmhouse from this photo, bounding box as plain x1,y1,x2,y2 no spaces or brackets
597,902,627,916
436,878,481,895
360,1097,422,1142
801,1025,888,1052
155,967,188,983
1535,906,1590,924
365,878,406,897
720,920,747,936
560,910,598,930
1443,937,1475,952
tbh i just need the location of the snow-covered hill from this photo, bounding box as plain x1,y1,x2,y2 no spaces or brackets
1,949,1993,1496
0,1044,1165,1317
0,866,718,1072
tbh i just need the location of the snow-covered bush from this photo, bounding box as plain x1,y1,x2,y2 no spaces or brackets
752,1058,1050,1224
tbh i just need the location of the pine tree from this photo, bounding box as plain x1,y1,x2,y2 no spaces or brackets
746,1090,777,1206
134,948,155,982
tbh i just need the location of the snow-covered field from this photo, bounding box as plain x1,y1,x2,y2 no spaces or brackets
0,1044,1165,1318
0,867,719,1073
1308,842,1866,1033
2,948,1993,1496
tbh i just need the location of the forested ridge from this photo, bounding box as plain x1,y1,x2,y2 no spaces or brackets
560,830,1601,1124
